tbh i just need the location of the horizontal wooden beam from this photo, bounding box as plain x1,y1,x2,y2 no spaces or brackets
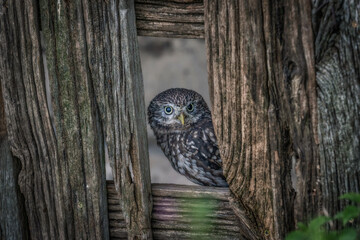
135,0,204,39
107,181,244,239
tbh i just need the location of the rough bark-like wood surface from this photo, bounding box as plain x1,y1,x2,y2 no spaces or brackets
205,0,319,239
134,0,204,38
313,0,360,227
1,0,151,239
0,0,110,239
40,0,152,238
107,181,246,239
0,74,28,240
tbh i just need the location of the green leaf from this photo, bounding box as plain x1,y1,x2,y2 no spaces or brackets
297,222,307,231
334,205,360,226
326,231,340,240
340,193,360,203
285,231,309,240
338,228,358,240
308,216,331,231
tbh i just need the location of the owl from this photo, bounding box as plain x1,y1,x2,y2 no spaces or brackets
148,88,228,187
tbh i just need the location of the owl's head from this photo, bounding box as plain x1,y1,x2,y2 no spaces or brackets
148,88,211,133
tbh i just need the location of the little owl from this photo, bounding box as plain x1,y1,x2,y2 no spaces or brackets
148,88,228,187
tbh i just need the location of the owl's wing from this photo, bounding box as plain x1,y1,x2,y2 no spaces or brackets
184,123,222,170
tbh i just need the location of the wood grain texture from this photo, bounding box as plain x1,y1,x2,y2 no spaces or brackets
205,0,319,239
0,0,110,239
40,0,152,238
313,0,360,228
1,0,151,238
107,181,247,239
0,71,28,240
135,0,204,38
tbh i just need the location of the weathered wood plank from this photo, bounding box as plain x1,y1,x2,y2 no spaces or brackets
0,68,28,239
41,0,153,238
135,0,204,38
38,0,110,238
152,183,231,200
0,0,139,238
313,0,360,228
67,0,153,238
107,182,245,239
205,0,319,239
0,0,79,238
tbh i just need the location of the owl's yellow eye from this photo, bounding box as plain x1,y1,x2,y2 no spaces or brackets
187,103,194,112
164,106,173,115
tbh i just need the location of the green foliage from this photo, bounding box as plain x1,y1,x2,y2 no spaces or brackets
186,197,216,239
286,193,360,240
334,206,360,226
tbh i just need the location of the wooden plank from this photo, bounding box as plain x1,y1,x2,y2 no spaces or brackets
205,0,319,239
313,0,360,228
38,0,110,238
40,0,153,238
204,1,263,238
1,0,87,238
0,67,28,239
0,0,139,239
135,0,204,38
107,182,245,239
112,0,153,238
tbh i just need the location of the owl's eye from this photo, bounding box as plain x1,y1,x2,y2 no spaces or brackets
164,106,173,115
187,103,194,112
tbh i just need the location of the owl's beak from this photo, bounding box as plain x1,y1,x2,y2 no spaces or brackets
177,113,185,125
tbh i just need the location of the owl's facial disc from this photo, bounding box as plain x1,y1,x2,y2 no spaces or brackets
160,102,197,127
148,88,212,133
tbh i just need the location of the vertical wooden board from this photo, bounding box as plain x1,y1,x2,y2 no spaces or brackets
106,1,152,238
277,0,320,226
205,0,319,239
71,0,153,238
0,0,110,239
0,69,28,239
0,0,65,238
262,0,320,232
313,0,360,226
205,1,268,239
39,0,110,239
0,134,28,240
